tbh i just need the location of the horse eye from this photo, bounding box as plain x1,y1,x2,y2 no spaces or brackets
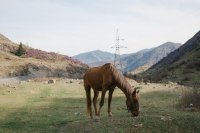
133,101,139,108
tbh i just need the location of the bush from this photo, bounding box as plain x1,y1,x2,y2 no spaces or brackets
182,77,190,81
182,69,194,74
186,60,200,69
15,42,26,56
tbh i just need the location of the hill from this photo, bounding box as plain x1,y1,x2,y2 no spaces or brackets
122,42,181,72
0,34,18,53
0,33,89,79
73,50,115,67
140,30,200,87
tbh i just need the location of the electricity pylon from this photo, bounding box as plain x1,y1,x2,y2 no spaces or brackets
111,29,127,72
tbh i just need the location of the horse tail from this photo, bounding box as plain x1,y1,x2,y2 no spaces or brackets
83,69,90,89
83,71,87,85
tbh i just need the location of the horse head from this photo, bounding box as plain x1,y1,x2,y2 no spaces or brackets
126,88,139,116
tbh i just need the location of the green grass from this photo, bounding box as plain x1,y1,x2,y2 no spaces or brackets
0,80,200,133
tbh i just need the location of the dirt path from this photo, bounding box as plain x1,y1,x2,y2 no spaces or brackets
0,76,33,84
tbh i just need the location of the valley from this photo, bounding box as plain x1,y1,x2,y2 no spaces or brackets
0,78,199,133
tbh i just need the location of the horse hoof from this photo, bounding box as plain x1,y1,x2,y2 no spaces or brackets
108,113,112,117
88,116,93,120
93,116,100,122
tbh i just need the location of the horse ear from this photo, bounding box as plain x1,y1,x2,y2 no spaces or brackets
133,88,139,95
132,88,137,95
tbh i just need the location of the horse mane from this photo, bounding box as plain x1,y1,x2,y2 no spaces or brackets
103,63,133,94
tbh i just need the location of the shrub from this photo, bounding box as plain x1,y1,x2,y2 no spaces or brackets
186,60,200,69
182,77,190,81
182,69,194,74
15,42,26,56
160,71,168,78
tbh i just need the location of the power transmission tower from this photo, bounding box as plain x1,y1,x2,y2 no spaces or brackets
111,29,127,72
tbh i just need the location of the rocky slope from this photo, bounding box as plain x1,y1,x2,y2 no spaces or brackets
0,34,89,79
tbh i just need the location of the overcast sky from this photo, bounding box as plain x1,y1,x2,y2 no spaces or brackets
0,0,200,56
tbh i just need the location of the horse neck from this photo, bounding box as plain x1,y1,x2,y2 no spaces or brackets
116,78,133,99
110,65,133,99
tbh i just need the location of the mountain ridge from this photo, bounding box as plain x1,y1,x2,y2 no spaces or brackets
123,42,181,72
73,42,181,72
73,50,115,67
140,30,200,87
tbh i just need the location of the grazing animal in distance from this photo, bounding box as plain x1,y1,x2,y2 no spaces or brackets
83,63,139,119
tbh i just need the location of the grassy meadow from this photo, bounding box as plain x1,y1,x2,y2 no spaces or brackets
0,79,200,133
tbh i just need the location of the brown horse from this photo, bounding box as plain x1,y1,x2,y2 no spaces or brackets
83,63,139,119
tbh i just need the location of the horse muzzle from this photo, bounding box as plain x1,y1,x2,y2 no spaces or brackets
131,111,139,117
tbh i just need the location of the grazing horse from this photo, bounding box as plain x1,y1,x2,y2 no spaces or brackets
83,63,139,119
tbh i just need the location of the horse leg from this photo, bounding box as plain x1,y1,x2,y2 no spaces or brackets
93,90,99,117
97,89,107,117
108,87,115,117
85,86,92,119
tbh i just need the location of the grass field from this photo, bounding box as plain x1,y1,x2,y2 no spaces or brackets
0,79,200,133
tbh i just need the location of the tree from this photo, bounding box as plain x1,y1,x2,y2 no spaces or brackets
15,42,26,56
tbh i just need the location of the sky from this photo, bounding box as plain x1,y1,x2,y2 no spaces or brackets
0,0,200,56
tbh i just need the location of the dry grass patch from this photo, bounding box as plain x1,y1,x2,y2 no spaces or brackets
179,87,200,110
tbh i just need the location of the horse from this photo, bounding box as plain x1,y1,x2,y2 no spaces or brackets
83,63,139,119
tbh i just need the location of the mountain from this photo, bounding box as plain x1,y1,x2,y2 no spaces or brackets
122,42,182,72
73,42,181,71
0,33,89,79
73,50,115,67
140,30,200,87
